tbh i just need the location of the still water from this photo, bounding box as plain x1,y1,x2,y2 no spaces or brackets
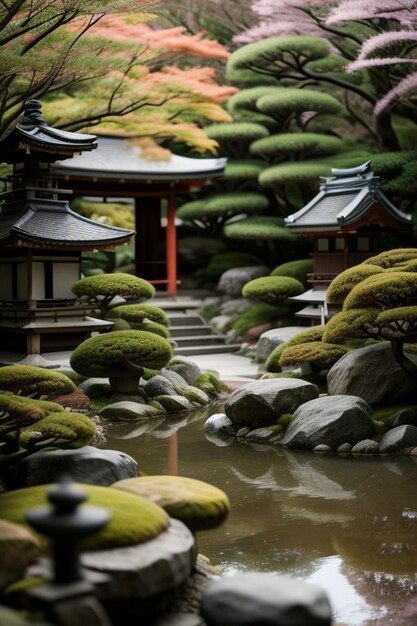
104,410,417,626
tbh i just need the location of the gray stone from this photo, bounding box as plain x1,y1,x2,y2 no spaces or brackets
210,315,233,333
0,520,41,589
313,444,334,454
327,343,417,405
255,327,307,363
337,443,352,453
200,572,332,626
99,401,160,420
152,614,205,626
217,266,270,297
385,408,417,429
379,425,417,453
204,413,235,437
236,427,251,438
282,395,374,450
245,427,275,442
164,358,202,386
351,439,380,454
160,368,189,392
153,395,195,413
8,446,138,488
225,379,319,428
182,385,210,406
220,298,253,315
144,375,177,398
79,377,111,398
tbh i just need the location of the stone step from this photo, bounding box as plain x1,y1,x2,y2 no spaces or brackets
172,334,227,347
173,344,241,356
168,313,206,327
169,325,216,338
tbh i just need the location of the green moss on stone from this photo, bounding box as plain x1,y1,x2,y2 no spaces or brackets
266,325,325,372
196,372,223,396
0,483,169,551
242,276,304,304
0,366,76,399
279,341,348,369
181,387,210,406
233,303,293,336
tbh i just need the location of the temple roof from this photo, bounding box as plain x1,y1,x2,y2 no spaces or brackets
0,200,133,249
53,135,227,181
0,100,97,163
285,161,411,232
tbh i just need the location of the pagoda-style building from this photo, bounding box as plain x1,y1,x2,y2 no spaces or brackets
0,100,134,359
285,161,412,322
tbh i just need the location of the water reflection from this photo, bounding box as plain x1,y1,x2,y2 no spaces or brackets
104,412,417,626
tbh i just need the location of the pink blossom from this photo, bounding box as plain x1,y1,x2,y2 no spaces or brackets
374,71,417,113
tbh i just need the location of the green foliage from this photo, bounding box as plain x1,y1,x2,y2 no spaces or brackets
242,276,304,305
203,192,270,215
326,265,385,304
72,273,155,308
323,309,380,344
111,303,169,327
224,160,267,181
72,199,135,230
279,341,348,369
0,484,169,551
250,133,345,161
0,394,64,426
256,91,342,118
224,216,292,240
206,122,270,145
227,87,285,119
204,252,264,278
232,303,293,336
259,161,331,187
176,199,207,220
343,272,417,311
70,330,173,378
377,307,417,340
196,371,225,396
270,259,313,285
20,412,96,450
129,321,170,338
362,248,417,269
0,366,76,399
265,325,325,372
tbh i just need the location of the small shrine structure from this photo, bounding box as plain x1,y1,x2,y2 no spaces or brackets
53,136,227,296
285,161,412,322
0,100,134,359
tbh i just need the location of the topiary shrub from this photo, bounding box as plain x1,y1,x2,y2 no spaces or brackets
0,366,76,399
279,341,349,370
72,273,155,318
111,303,169,327
232,303,293,337
362,248,417,269
242,276,304,305
322,309,379,344
70,330,173,394
250,132,344,162
127,321,170,338
265,325,325,372
343,272,417,311
270,259,313,285
19,412,96,450
326,265,385,304
0,483,169,551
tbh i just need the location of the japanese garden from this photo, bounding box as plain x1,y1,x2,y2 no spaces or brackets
0,2,416,626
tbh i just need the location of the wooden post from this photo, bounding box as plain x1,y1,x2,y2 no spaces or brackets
166,192,177,297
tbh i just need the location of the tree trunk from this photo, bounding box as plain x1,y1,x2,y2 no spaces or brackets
390,340,417,377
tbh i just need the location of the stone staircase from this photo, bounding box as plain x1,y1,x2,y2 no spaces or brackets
152,296,241,357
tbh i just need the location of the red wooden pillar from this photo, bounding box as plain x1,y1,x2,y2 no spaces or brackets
166,191,177,297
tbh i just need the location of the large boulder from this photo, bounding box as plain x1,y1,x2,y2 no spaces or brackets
281,395,374,450
327,343,417,405
200,572,332,626
379,425,417,453
217,266,270,298
6,446,139,488
225,379,319,428
0,520,41,589
255,327,307,363
164,358,202,386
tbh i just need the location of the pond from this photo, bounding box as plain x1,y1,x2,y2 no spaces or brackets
104,410,417,626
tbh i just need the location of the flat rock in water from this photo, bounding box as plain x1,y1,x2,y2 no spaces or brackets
200,572,332,626
7,446,138,488
225,379,318,428
281,395,374,450
327,343,417,405
351,439,379,454
245,427,275,442
99,401,160,420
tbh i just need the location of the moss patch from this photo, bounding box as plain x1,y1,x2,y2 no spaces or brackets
0,483,169,551
0,366,76,398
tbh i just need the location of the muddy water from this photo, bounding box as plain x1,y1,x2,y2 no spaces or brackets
105,412,417,626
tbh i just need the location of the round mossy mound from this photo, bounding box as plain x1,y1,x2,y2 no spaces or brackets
326,264,385,304
0,483,169,551
0,393,64,425
224,216,293,240
19,412,96,450
113,476,230,532
242,276,304,304
270,259,313,285
279,341,349,369
0,366,76,398
70,330,173,378
112,304,169,327
129,321,170,338
72,272,155,301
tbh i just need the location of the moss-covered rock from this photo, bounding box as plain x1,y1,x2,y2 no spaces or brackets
233,303,293,336
152,395,194,413
279,341,348,370
0,366,76,399
19,412,96,450
196,372,225,396
242,276,304,305
70,330,173,379
265,325,325,372
113,475,230,532
180,386,210,406
0,483,169,551
326,264,385,304
0,520,41,590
